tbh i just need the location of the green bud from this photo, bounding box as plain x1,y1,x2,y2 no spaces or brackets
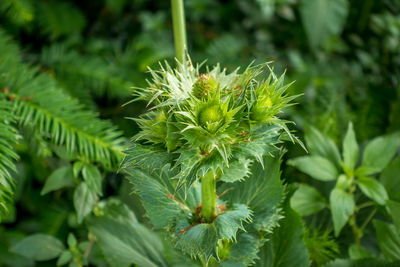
193,74,218,100
199,104,222,125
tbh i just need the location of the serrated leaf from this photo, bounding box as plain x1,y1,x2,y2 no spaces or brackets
304,125,342,169
380,157,400,202
259,191,310,267
82,164,102,196
73,182,96,223
343,122,359,171
288,156,338,181
219,156,285,232
88,199,167,267
291,183,327,216
330,188,355,236
300,0,349,49
221,233,261,266
41,166,74,195
219,159,252,183
373,220,400,261
11,234,65,261
357,176,388,205
387,200,400,235
362,134,400,175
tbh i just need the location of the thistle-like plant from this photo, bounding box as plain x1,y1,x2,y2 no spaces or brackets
122,57,301,264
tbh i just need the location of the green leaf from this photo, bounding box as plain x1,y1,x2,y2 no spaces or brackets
343,122,359,171
324,258,400,267
330,188,355,236
11,234,65,261
57,250,72,266
259,191,310,267
299,0,349,49
373,220,400,261
288,156,338,181
73,182,96,223
387,200,400,234
41,166,74,195
291,183,327,216
221,233,261,266
67,233,77,248
88,199,167,267
357,176,388,205
219,156,285,232
362,134,400,175
305,125,341,170
82,164,102,196
73,161,84,178
348,244,372,260
219,159,252,183
380,157,400,202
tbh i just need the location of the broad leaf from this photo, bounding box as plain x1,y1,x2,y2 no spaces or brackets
88,199,168,267
11,234,65,261
304,125,341,170
219,156,285,232
219,159,252,183
330,188,355,236
373,220,400,261
357,176,388,205
41,166,74,195
82,164,102,196
291,183,327,216
288,156,338,181
259,190,310,267
324,258,400,267
343,122,359,171
300,0,349,49
380,157,400,202
362,134,400,175
73,182,96,223
57,251,72,266
387,200,400,235
348,244,372,260
221,233,261,266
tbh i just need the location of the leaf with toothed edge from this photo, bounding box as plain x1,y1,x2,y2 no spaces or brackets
219,159,252,183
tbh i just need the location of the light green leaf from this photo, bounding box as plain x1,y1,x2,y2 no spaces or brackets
73,161,84,178
343,122,359,171
299,0,349,49
380,157,400,202
259,192,310,267
57,250,72,266
11,234,65,261
41,166,75,195
288,156,338,181
88,199,167,267
73,182,96,223
219,159,252,183
82,164,102,196
305,123,341,169
330,188,355,236
387,200,400,235
348,244,372,260
357,176,388,205
67,233,77,248
291,183,327,216
362,134,400,175
373,220,400,261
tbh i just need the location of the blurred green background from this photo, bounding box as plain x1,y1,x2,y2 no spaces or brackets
0,0,399,266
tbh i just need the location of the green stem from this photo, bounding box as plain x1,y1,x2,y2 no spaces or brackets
201,170,216,222
171,0,187,62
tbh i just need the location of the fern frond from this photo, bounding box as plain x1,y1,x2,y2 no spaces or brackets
0,99,19,222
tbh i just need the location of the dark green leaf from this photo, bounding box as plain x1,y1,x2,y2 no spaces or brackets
221,233,261,266
387,200,400,234
11,234,65,261
330,188,355,236
380,157,400,202
357,176,388,205
362,134,400,175
41,166,74,195
300,0,349,49
343,122,359,171
373,220,400,261
288,156,338,181
73,182,96,223
82,164,102,196
291,183,327,216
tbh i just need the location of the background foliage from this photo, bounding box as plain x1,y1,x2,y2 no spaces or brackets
0,0,399,266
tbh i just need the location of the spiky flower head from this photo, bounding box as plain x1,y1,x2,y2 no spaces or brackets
131,57,300,190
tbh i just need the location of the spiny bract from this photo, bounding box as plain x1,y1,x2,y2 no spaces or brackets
131,57,299,191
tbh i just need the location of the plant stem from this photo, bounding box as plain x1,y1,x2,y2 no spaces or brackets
171,0,187,63
201,170,216,222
